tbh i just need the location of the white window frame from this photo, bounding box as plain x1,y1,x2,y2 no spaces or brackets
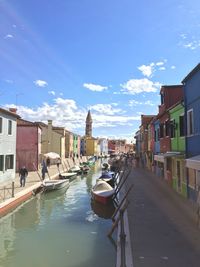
187,109,194,136
8,119,12,135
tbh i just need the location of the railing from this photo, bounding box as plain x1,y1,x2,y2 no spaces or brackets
107,166,133,267
0,182,15,202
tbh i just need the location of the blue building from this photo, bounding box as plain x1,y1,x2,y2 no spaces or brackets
182,63,200,201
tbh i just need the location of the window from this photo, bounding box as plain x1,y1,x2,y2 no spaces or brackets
0,155,4,171
170,120,175,138
5,155,14,170
165,120,170,137
160,123,164,138
8,120,12,135
161,93,164,105
187,109,194,136
179,115,185,137
0,117,2,133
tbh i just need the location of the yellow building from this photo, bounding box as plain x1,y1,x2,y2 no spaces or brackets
85,137,98,156
37,120,65,160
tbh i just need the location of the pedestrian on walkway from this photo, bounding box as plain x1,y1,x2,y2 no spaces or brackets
41,160,48,180
19,166,28,187
46,157,50,168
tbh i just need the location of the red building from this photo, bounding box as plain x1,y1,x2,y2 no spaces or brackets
158,85,183,153
108,139,126,154
157,85,183,184
16,118,42,171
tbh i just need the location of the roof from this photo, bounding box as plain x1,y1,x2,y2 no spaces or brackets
0,107,20,119
182,63,200,83
17,118,42,128
186,155,200,170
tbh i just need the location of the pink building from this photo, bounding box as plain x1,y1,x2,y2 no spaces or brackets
16,119,41,171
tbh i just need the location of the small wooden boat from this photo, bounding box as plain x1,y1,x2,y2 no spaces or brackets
69,165,81,174
91,180,115,205
91,200,116,219
59,172,77,181
42,179,70,192
80,164,90,174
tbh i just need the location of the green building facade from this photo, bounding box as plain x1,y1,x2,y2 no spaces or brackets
169,102,187,197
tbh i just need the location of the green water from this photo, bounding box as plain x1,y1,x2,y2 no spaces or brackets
0,162,116,267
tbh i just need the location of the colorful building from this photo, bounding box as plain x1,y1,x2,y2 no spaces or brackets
154,85,183,183
98,138,108,156
16,118,42,171
182,63,200,201
169,102,186,197
0,108,20,184
139,115,155,169
37,120,65,159
65,131,74,158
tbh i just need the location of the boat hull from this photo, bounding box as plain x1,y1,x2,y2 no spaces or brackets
43,180,70,192
92,192,113,205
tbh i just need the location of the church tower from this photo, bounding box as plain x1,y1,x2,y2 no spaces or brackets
85,110,92,137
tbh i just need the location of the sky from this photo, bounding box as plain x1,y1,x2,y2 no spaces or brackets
0,0,200,143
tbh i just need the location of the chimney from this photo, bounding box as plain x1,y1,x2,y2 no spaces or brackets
9,108,17,113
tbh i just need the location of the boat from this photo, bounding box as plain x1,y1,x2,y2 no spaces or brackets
42,179,70,192
101,162,110,171
91,180,115,205
91,200,116,219
97,171,115,187
69,165,82,174
59,172,77,181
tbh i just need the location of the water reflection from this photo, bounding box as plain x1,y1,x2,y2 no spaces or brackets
0,196,41,261
0,160,116,267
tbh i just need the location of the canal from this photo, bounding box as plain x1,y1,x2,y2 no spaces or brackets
0,161,116,267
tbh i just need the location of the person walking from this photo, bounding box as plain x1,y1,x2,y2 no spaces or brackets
41,160,48,180
19,166,28,187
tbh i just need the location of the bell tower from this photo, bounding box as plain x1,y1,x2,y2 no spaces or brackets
85,110,92,137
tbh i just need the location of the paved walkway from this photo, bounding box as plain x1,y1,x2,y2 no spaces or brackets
125,167,200,267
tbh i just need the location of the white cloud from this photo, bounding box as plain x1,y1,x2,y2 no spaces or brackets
34,80,48,87
121,78,160,95
48,90,55,95
83,83,108,92
138,61,166,77
144,100,156,106
179,34,200,50
128,100,142,106
4,34,13,39
138,63,154,77
158,67,166,71
156,62,164,66
12,24,17,28
5,97,140,134
171,65,176,69
129,99,156,106
89,103,122,115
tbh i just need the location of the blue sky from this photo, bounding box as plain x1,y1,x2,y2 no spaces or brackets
0,0,200,142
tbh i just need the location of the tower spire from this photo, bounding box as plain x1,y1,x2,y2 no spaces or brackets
85,110,92,137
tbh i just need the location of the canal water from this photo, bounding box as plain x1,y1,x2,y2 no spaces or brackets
0,161,116,267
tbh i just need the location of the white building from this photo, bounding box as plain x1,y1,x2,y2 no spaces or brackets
99,138,108,156
0,108,20,184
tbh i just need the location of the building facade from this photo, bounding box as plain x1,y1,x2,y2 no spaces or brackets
0,108,20,184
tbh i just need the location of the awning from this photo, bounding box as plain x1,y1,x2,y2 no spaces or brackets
154,154,164,163
163,152,182,158
44,152,61,159
186,155,200,170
